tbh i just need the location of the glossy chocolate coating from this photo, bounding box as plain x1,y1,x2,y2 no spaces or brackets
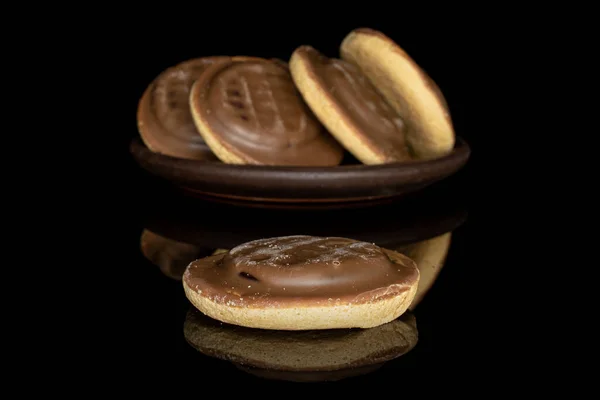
183,235,418,307
298,46,412,161
137,57,226,160
191,58,344,166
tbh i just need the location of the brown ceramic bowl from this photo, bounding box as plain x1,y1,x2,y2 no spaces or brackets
129,136,470,204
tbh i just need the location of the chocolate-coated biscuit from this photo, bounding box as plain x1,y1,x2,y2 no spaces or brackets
136,57,228,160
290,45,413,164
189,57,344,166
183,235,419,330
340,28,455,160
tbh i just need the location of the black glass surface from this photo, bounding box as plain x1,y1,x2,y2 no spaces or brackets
111,171,479,386
108,19,490,388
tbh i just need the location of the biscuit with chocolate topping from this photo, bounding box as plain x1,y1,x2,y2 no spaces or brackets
290,46,413,164
189,57,344,166
290,29,455,163
182,235,419,330
136,57,228,160
340,28,455,160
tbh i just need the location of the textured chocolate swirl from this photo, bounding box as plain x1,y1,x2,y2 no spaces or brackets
191,58,344,166
137,57,227,160
183,235,418,307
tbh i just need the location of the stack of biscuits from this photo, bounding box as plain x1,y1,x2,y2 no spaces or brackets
137,28,455,167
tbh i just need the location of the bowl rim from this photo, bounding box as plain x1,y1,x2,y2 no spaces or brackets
130,136,470,173
129,136,471,198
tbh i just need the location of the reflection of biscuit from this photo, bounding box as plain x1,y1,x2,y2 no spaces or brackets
235,363,383,382
183,236,419,330
396,233,452,309
183,307,418,382
340,28,455,160
136,57,227,160
139,230,213,280
290,45,412,164
189,57,344,166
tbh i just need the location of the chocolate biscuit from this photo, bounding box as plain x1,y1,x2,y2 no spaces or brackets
290,46,413,164
183,235,419,330
340,28,455,160
189,57,344,166
136,57,228,160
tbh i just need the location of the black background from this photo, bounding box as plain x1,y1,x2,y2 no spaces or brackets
97,10,507,392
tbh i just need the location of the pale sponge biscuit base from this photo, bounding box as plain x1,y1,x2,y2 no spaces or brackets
183,248,419,331
189,92,244,164
340,28,455,160
290,47,390,165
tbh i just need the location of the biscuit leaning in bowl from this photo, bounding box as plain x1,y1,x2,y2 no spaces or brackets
290,45,413,164
189,57,344,166
136,57,229,160
182,235,419,330
340,28,455,160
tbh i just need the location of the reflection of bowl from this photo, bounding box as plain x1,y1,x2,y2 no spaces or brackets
183,307,418,382
141,182,467,251
130,136,470,206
